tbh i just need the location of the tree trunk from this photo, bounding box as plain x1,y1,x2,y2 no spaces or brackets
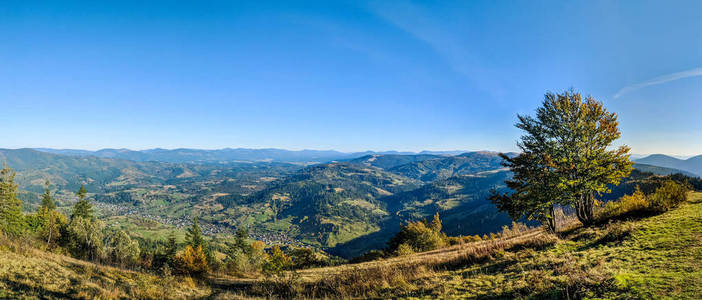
575,192,595,226
546,204,558,233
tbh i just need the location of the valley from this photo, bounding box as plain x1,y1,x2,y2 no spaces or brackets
2,148,699,258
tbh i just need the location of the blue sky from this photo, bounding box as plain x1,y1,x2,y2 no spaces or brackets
1,1,701,155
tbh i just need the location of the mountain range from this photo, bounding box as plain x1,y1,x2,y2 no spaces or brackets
33,148,469,164
635,154,702,177
2,147,699,258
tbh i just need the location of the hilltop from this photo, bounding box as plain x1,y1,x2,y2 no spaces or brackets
635,154,702,177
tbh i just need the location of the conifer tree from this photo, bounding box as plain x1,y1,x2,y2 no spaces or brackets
186,217,205,249
186,217,213,264
71,185,93,220
0,164,25,237
40,180,56,212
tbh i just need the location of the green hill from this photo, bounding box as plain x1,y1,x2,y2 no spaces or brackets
635,154,702,177
387,151,510,182
223,163,422,248
347,154,443,169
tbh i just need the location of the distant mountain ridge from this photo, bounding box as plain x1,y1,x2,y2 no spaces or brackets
635,154,702,177
33,148,469,163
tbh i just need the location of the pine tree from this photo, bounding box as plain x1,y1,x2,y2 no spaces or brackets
40,180,56,211
186,217,213,264
186,217,205,249
71,185,94,220
0,164,25,237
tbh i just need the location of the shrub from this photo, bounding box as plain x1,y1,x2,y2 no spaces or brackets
619,187,649,212
263,245,291,275
394,243,414,256
387,214,446,254
174,245,209,276
648,180,689,212
599,186,649,220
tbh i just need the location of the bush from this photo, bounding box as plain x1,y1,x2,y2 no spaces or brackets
599,186,649,220
387,214,446,254
174,245,209,276
394,243,414,256
648,180,689,212
264,245,292,275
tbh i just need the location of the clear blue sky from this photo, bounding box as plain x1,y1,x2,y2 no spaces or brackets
1,1,701,155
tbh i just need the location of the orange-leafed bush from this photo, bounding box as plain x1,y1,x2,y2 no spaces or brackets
174,245,209,276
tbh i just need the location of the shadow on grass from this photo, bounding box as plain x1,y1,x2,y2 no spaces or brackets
3,280,73,299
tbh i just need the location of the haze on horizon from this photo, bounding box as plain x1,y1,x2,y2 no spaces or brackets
1,1,701,156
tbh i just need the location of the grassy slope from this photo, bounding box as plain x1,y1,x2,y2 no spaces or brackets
224,192,702,299
401,191,702,299
0,240,211,299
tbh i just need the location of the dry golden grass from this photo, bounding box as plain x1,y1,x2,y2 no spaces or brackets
0,236,211,299
211,224,557,298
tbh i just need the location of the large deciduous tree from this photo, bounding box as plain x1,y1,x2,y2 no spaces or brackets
491,90,632,231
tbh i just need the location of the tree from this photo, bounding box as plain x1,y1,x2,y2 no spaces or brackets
186,217,214,265
648,180,689,212
492,90,632,230
0,164,25,237
67,216,104,260
264,245,291,275
165,231,178,260
174,245,209,276
186,217,205,249
106,230,140,268
37,180,65,245
40,180,57,211
71,185,94,220
428,212,442,233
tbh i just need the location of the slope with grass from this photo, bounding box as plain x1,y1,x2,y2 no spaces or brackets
0,237,210,299
220,192,702,299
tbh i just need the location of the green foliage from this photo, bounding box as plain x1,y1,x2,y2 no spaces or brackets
387,214,446,254
394,243,415,256
186,217,205,249
185,217,214,266
66,216,104,261
34,180,67,246
600,186,649,220
106,230,141,268
40,180,56,211
493,90,632,230
648,180,689,213
70,185,94,220
0,164,25,237
264,245,292,275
